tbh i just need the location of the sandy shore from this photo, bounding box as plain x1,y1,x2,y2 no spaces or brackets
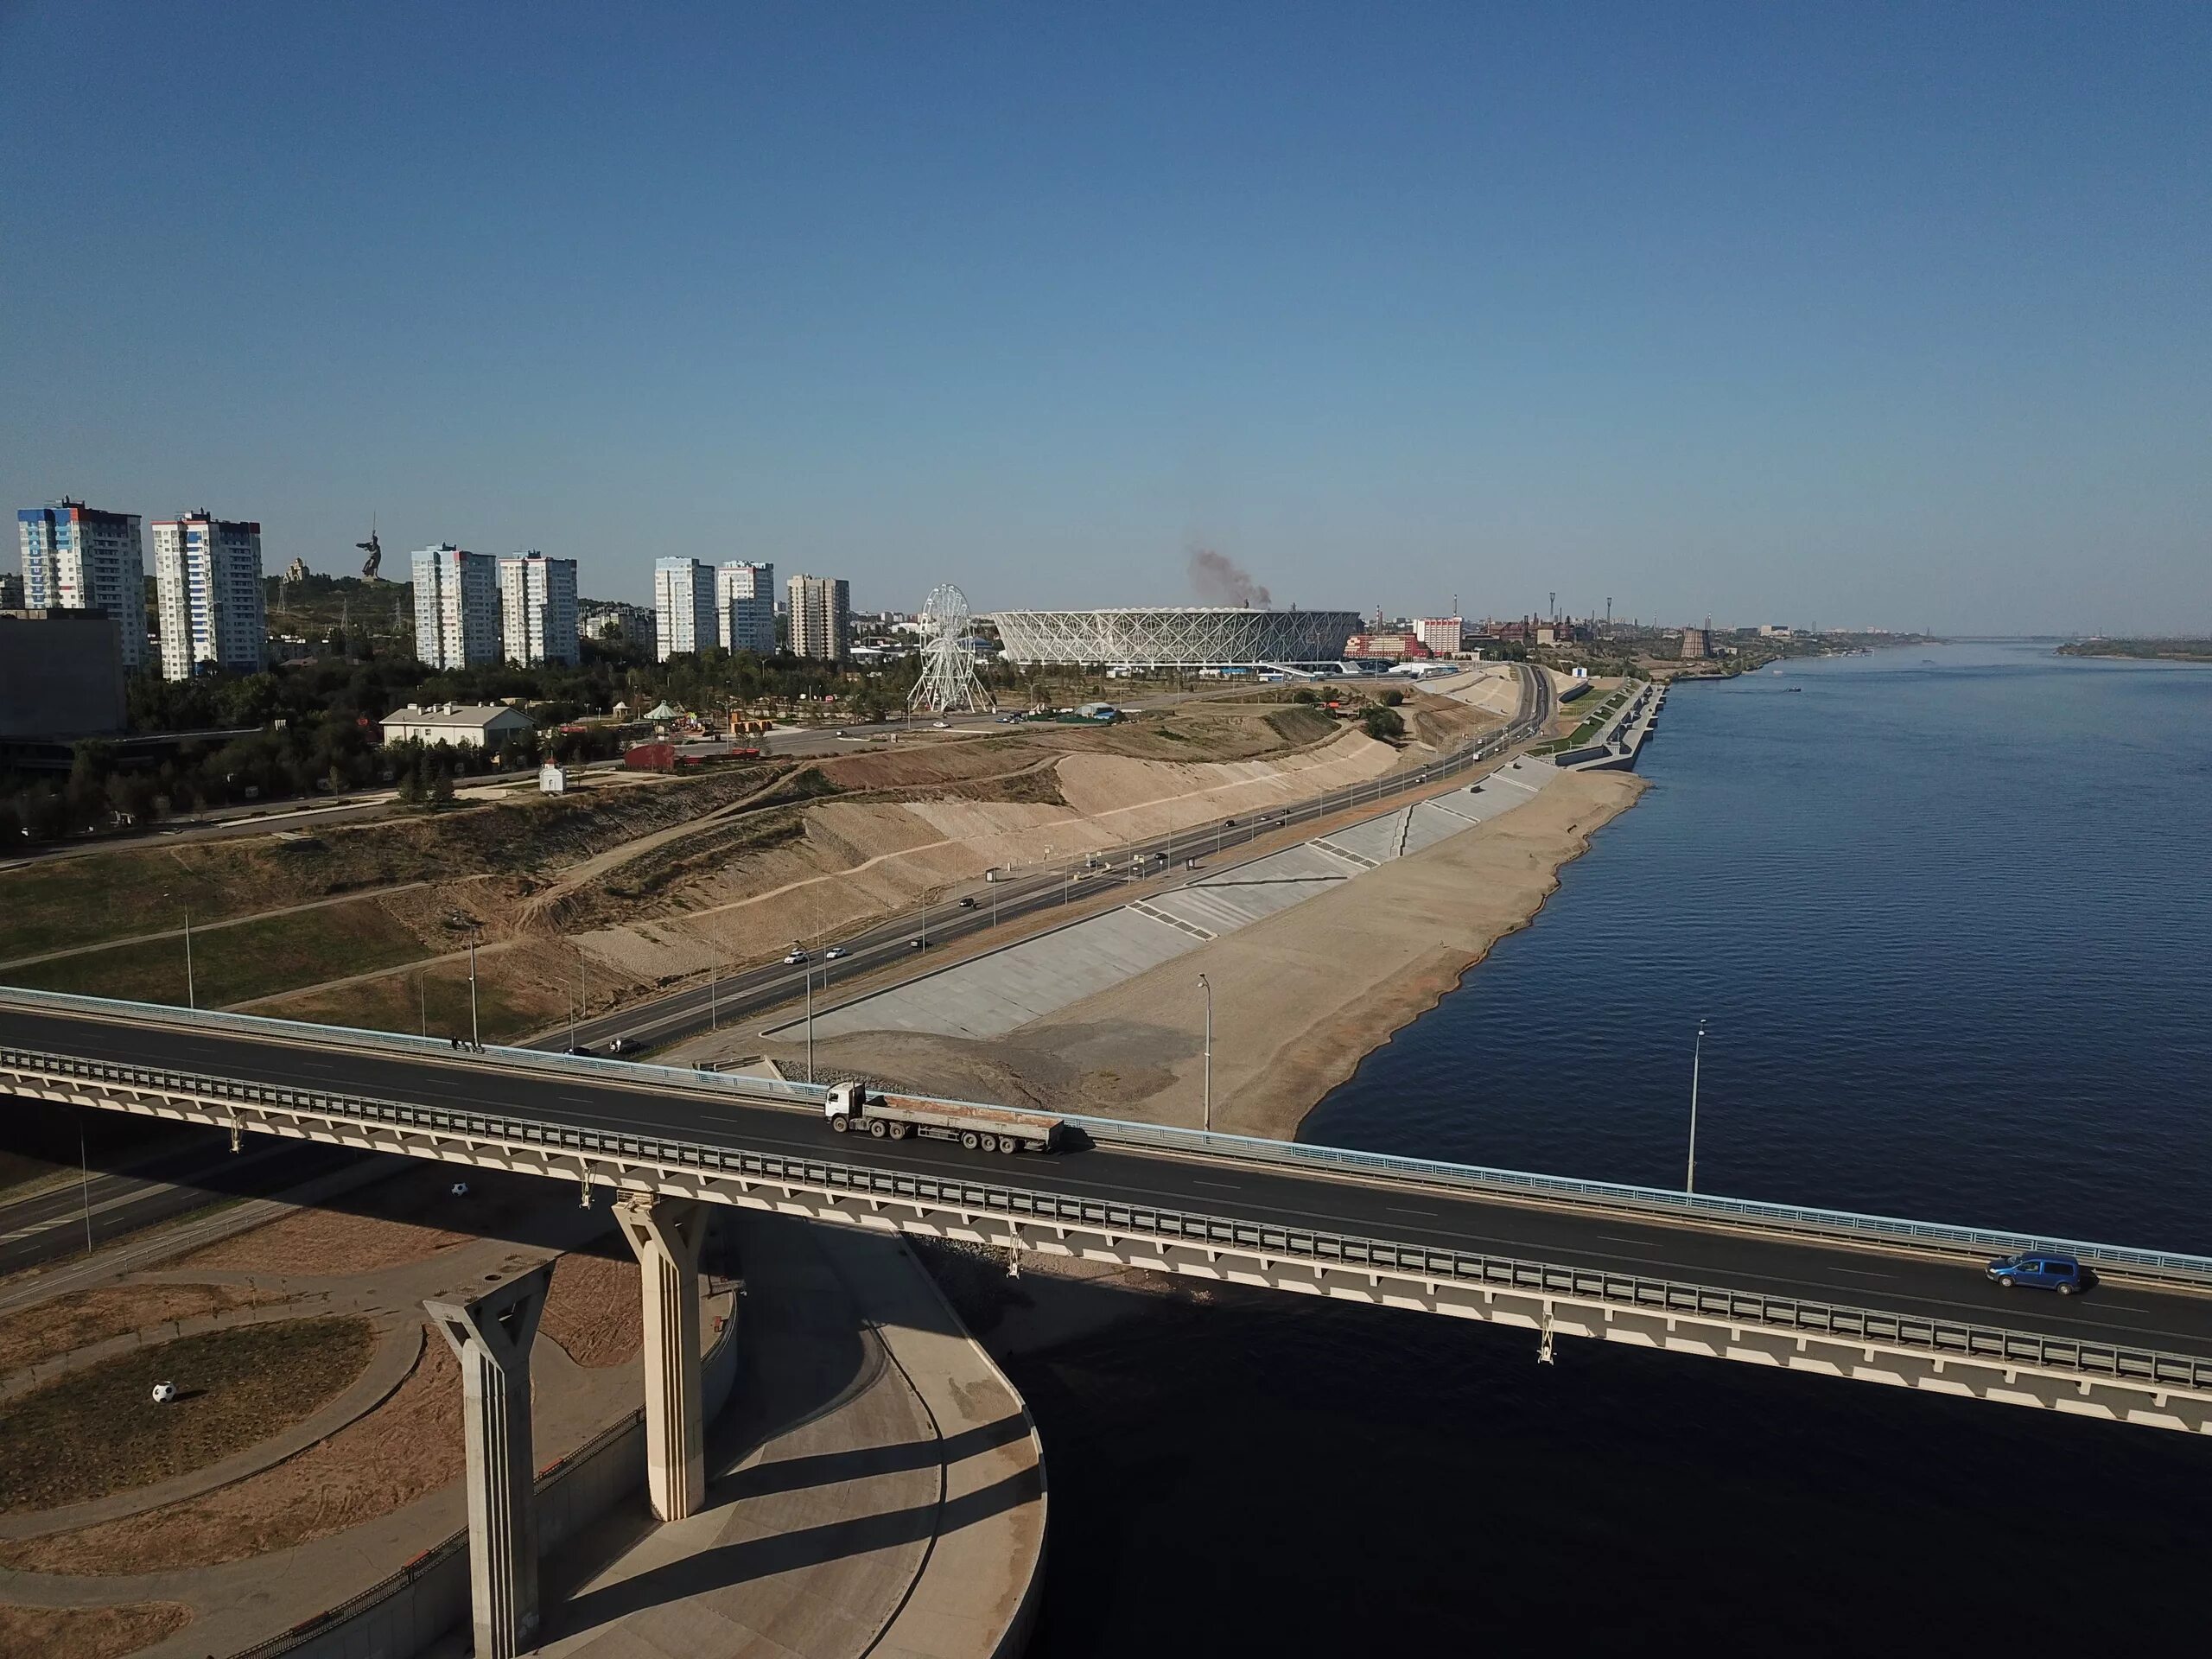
785,762,1647,1141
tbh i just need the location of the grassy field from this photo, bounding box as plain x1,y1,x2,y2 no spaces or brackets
262,952,549,1046
1,900,433,1008
0,1602,194,1659
0,1317,376,1513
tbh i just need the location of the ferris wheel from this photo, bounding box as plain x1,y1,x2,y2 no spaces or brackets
908,582,996,714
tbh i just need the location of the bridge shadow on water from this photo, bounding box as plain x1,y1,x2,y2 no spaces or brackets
980,1270,2212,1656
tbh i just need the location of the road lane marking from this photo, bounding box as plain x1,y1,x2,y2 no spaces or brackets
1192,1179,1243,1192
1387,1206,1438,1218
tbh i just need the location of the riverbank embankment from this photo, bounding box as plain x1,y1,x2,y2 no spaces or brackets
789,763,1646,1141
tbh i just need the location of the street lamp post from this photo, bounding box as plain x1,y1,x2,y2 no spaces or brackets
709,947,719,1032
175,899,196,1011
804,967,815,1084
1198,972,1212,1135
1686,1018,1707,1193
467,926,481,1050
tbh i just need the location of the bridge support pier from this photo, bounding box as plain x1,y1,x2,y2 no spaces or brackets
617,1194,709,1522
424,1262,552,1659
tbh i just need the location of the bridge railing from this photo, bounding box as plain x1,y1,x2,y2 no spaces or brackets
1058,1114,2212,1290
7,1039,2209,1400
7,975,2212,1290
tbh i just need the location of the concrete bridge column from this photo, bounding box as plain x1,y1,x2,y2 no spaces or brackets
424,1262,552,1659
616,1194,709,1521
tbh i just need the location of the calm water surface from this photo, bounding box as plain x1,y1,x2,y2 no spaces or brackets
1013,643,2212,1656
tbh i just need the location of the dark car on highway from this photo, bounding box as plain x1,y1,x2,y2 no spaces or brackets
1986,1251,2089,1294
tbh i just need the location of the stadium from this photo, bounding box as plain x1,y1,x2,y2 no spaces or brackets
987,607,1363,671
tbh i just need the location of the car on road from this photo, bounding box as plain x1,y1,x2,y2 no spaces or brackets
824,946,847,960
606,1037,632,1055
957,897,976,909
932,720,950,728
784,948,810,965
1987,1251,2088,1294
907,937,927,949
566,1045,594,1057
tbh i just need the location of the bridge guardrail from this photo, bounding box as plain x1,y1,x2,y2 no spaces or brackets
7,954,2212,1292
4,1041,2210,1400
1063,1116,2212,1290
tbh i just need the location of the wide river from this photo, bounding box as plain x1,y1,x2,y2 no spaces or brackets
1010,642,2212,1655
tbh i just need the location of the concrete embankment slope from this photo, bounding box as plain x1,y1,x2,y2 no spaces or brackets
789,764,1646,1138
528,1211,1045,1659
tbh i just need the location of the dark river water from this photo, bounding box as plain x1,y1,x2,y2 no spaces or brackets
1008,643,2212,1656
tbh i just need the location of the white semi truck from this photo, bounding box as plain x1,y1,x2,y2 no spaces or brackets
823,1082,1063,1154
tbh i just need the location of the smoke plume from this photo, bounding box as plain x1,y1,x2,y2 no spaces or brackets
1187,548,1271,608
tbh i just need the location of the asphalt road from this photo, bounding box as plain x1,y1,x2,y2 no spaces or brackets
3,996,2208,1371
0,1134,351,1274
543,666,1554,1056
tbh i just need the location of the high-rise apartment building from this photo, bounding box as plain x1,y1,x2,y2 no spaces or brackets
715,560,776,656
498,552,579,667
787,574,850,662
16,499,147,671
653,557,716,662
411,544,501,669
152,512,265,680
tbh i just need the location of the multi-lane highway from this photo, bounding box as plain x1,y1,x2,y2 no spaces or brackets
0,1132,351,1275
3,995,2208,1376
544,666,1554,1056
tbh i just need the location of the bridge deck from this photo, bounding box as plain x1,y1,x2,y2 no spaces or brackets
5,1003,2209,1375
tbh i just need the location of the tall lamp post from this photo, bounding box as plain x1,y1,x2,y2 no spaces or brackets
168,897,196,1011
1686,1018,1707,1193
467,925,481,1050
1198,972,1213,1135
804,966,815,1084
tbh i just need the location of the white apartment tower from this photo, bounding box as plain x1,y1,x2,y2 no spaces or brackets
152,512,265,679
498,552,579,667
16,499,147,670
715,560,776,656
787,573,850,661
653,557,716,661
411,544,501,669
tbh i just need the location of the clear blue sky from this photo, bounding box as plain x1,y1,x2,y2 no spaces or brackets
3,3,2205,632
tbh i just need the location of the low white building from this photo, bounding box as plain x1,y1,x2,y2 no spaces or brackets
381,702,536,748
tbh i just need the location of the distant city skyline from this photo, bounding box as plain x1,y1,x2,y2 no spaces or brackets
3,4,2205,634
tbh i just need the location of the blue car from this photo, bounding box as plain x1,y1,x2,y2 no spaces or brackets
1986,1251,2088,1295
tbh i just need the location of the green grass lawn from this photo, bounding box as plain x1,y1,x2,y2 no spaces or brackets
0,1317,376,1513
2,900,433,1008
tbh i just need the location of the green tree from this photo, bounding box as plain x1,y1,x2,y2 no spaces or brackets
1360,706,1405,742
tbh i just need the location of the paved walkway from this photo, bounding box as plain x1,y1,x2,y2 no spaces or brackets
523,1212,1045,1659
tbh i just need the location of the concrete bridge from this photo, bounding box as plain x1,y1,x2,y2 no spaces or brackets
5,987,2210,1643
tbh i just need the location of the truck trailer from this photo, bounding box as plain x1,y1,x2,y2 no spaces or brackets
823,1083,1063,1154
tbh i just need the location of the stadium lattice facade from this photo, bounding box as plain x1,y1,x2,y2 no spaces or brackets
987,607,1362,670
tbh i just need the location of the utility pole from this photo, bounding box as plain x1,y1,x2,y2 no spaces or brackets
420,972,428,1039
1687,1019,1707,1193
804,967,815,1084
467,926,481,1049
181,901,195,1011
571,945,583,1047
709,947,719,1032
